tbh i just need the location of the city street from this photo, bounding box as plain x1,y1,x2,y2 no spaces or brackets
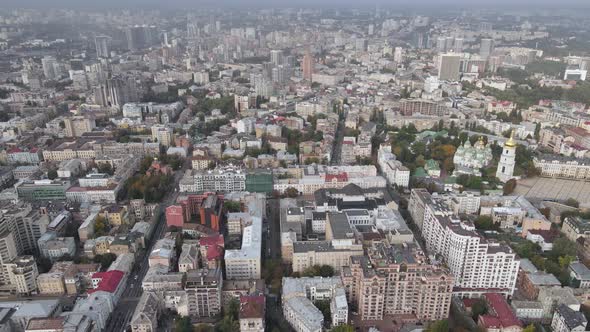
105,168,184,332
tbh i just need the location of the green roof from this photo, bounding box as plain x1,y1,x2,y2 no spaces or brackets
416,130,449,141
413,167,428,177
425,159,440,171
443,176,457,184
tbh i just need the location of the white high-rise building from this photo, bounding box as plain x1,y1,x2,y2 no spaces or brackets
270,49,284,66
496,131,517,182
480,38,495,59
393,47,403,63
42,56,59,80
410,189,520,298
95,36,111,58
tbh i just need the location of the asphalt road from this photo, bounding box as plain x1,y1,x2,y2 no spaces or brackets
330,117,345,165
106,168,184,332
266,198,281,260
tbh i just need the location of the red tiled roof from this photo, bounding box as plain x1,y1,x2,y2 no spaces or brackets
462,298,478,308
325,173,348,182
240,295,265,319
480,293,522,329
199,234,224,247
207,244,223,261
89,270,124,294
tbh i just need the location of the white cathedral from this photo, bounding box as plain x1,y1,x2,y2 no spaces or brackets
453,137,493,176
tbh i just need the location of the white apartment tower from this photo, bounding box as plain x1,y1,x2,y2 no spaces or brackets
410,189,520,297
496,131,517,182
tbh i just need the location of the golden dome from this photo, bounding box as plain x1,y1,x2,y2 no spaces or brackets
505,130,517,148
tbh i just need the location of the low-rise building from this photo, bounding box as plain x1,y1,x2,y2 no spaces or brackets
551,304,587,332
239,295,265,332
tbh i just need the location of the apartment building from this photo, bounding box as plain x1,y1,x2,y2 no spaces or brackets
534,155,590,180
225,216,262,280
291,212,363,273
180,168,246,193
64,116,96,137
185,268,222,318
239,295,265,332
282,277,348,332
3,256,38,296
410,189,520,297
342,242,453,321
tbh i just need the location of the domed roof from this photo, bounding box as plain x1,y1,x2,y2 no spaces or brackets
505,130,517,148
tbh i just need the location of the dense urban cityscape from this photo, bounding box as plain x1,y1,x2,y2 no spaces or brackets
0,2,590,332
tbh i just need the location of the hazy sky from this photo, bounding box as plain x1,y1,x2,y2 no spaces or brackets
3,0,590,9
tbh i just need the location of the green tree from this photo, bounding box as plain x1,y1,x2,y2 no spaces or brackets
194,324,213,332
97,163,114,175
94,215,110,237
302,265,335,277
47,169,58,180
93,253,117,271
471,299,488,321
226,298,239,321
514,241,540,259
550,237,577,260
564,198,580,208
503,179,517,195
426,319,449,332
474,215,497,231
522,324,536,332
224,201,242,213
174,316,193,332
314,300,331,327
285,187,299,198
215,316,238,332
330,325,355,332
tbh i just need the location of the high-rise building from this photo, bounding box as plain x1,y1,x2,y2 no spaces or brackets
94,76,140,109
409,189,520,297
151,125,174,147
454,38,464,52
270,49,284,66
64,116,96,137
342,242,453,322
302,48,314,81
436,37,446,52
480,38,495,58
355,38,368,52
0,230,18,287
496,130,517,182
95,36,110,58
41,56,59,80
438,53,461,81
393,47,403,63
4,255,38,295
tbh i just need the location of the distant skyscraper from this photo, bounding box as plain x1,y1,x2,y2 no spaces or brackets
479,22,493,32
393,47,403,63
270,50,284,66
356,38,368,52
438,54,461,81
480,38,495,59
95,36,110,58
445,37,454,52
41,56,59,80
436,37,446,52
302,48,314,81
453,38,464,52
